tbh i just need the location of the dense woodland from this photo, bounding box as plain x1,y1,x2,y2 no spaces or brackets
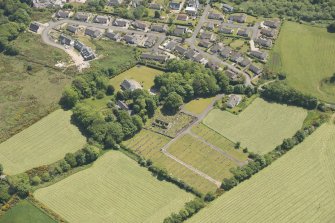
223,0,335,21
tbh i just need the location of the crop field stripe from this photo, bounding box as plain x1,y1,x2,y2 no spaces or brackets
188,124,335,223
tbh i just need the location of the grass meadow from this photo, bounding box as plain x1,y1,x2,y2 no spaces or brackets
34,151,194,223
124,129,218,193
183,97,215,115
203,98,307,154
0,200,56,223
188,123,335,223
0,110,86,175
268,21,335,103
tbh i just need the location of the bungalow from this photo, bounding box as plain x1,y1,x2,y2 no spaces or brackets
141,53,168,62
67,24,79,34
113,18,130,27
149,3,162,10
198,40,211,48
165,41,177,51
206,60,220,70
121,79,142,91
174,45,187,55
220,46,232,59
227,94,242,108
29,22,41,33
81,47,95,61
74,12,90,22
238,57,251,67
261,28,276,38
256,37,272,48
144,36,156,48
123,34,137,44
219,26,234,34
264,20,280,29
74,40,85,51
210,43,224,53
208,12,223,20
177,14,189,21
230,51,243,63
56,10,72,19
229,14,247,23
151,24,167,33
250,50,268,60
59,34,73,46
93,15,109,24
133,20,147,30
173,26,188,36
226,69,239,81
222,3,234,12
193,53,208,65
169,2,181,10
108,0,123,6
185,7,197,16
106,29,122,41
249,64,262,75
237,29,249,37
200,32,216,42
206,22,215,30
85,27,102,38
184,49,198,59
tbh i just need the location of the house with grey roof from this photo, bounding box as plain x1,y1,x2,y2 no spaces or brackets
200,32,216,42
121,79,142,91
165,41,177,51
74,12,90,22
210,43,224,53
59,34,73,46
198,40,211,48
208,12,223,20
106,29,122,41
206,22,215,30
237,29,249,37
261,28,277,38
207,60,220,70
152,24,167,33
226,69,239,81
173,26,188,36
108,0,123,6
220,46,232,59
230,51,243,63
56,10,72,18
67,24,79,34
238,58,251,67
256,37,273,48
133,20,147,30
144,36,156,48
219,26,234,34
229,14,247,23
113,18,130,27
85,27,102,38
29,22,41,33
81,47,95,61
227,94,242,108
74,40,85,51
141,53,168,62
249,64,262,75
184,49,198,59
193,54,208,65
250,50,268,60
177,14,189,21
94,15,109,24
174,45,187,55
169,2,181,10
264,20,280,29
117,100,130,111
223,3,234,12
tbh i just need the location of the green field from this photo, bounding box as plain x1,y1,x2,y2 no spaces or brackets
34,151,194,223
188,123,335,223
109,65,163,91
268,21,335,103
183,97,215,115
0,110,86,175
203,98,307,154
0,32,73,143
0,200,56,223
124,129,218,193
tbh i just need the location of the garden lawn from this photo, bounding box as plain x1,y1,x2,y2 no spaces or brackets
203,98,307,154
183,97,215,115
0,200,56,223
268,21,335,103
109,65,163,91
34,151,194,223
0,110,86,175
188,123,335,223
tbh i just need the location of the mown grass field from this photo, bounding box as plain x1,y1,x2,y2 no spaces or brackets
188,123,335,223
268,21,335,103
34,151,194,223
191,123,248,162
203,98,307,154
0,110,86,175
0,32,73,143
0,200,56,223
109,65,163,91
183,97,215,115
124,129,218,193
168,134,237,181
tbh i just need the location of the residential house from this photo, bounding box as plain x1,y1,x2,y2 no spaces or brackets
121,79,142,91
208,12,223,20
169,2,181,10
220,46,232,59
94,15,109,24
59,34,73,46
106,29,122,41
250,50,268,60
230,51,243,63
85,27,102,38
188,0,199,9
238,57,251,67
177,14,189,21
184,49,198,59
56,10,72,18
210,43,224,53
198,40,211,48
151,24,167,33
144,36,156,48
185,7,197,16
141,53,168,62
219,26,234,34
113,18,130,27
29,22,41,33
229,14,247,23
237,29,249,37
149,3,162,10
206,22,215,30
261,28,276,38
117,100,129,111
67,24,79,34
173,26,188,36
81,47,95,61
226,69,239,81
165,41,177,51
206,60,220,70
133,20,147,30
256,37,272,48
74,40,85,51
123,34,137,44
264,20,280,29
74,12,90,22
223,3,234,12
249,64,262,75
200,32,216,42
227,94,242,108
174,45,187,55
108,0,123,6
193,53,208,65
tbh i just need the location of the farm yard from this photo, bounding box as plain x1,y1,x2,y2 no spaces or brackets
0,110,86,175
109,65,163,91
268,21,335,103
0,200,56,223
203,98,307,154
34,151,194,223
188,123,335,223
124,129,218,193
